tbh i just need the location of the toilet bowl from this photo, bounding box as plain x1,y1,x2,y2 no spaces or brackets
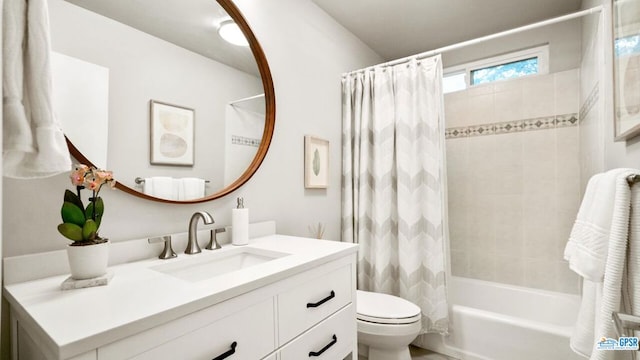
356,290,422,360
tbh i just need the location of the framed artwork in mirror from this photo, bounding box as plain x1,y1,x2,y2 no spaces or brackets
150,100,195,166
304,136,329,189
613,0,640,141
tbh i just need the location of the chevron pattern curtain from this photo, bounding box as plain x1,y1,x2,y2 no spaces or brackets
342,55,449,334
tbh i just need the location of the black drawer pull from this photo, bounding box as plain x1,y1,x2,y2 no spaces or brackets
306,291,335,308
308,334,337,357
212,341,237,360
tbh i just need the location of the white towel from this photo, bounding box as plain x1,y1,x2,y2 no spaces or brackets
571,280,602,358
622,184,640,359
143,177,178,200
591,171,638,360
565,170,626,281
2,0,71,178
564,168,640,360
177,177,205,201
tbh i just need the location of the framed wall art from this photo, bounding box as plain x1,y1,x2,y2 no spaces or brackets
613,0,640,141
304,136,329,189
150,100,195,166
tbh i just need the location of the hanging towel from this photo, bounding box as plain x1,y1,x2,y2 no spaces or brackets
565,170,625,281
591,170,639,360
564,168,640,360
571,280,602,358
177,177,205,201
3,0,72,178
625,182,640,341
143,177,178,200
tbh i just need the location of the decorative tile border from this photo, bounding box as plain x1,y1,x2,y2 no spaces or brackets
231,135,261,147
445,113,578,139
556,113,579,128
579,82,599,122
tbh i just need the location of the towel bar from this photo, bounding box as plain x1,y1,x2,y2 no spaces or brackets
627,174,640,186
134,177,210,184
612,312,640,337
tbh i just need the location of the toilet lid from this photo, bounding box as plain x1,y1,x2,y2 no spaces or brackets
356,290,421,325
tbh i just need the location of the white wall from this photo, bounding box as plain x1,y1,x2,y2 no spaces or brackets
1,0,382,257
443,19,583,73
51,52,110,170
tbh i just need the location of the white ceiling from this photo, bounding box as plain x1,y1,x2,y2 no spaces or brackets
311,0,583,61
65,0,260,76
65,0,584,76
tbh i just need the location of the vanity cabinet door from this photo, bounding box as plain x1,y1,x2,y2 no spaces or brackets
16,321,47,360
277,264,352,344
279,304,355,360
101,298,275,360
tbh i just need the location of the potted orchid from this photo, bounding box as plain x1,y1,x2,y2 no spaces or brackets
58,164,116,279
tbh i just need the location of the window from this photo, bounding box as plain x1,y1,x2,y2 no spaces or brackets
442,45,549,93
470,57,538,85
442,72,466,93
615,34,640,57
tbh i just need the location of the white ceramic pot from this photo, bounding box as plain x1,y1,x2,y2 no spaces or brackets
66,240,110,280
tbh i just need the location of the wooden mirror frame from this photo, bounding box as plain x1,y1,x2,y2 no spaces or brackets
67,0,275,204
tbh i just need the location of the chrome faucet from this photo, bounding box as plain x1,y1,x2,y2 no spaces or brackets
148,235,177,259
186,211,214,254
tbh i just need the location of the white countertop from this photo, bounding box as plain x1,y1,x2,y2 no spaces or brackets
4,235,358,359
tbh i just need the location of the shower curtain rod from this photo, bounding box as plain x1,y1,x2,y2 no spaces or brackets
228,93,265,105
342,5,603,77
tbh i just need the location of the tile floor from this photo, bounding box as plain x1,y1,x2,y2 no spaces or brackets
357,346,458,360
409,346,458,359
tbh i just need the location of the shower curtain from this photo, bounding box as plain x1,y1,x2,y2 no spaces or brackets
341,55,449,334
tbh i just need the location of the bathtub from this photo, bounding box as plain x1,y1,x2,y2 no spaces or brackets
416,276,584,360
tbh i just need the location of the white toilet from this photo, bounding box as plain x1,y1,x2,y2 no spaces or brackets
356,290,422,360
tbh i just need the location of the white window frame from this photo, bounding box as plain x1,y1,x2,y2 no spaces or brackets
443,45,549,91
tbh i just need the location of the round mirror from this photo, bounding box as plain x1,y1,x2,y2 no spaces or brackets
50,0,274,203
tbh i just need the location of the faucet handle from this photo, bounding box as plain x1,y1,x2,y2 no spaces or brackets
148,235,177,259
206,228,225,250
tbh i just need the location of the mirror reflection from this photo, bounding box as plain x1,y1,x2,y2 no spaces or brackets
49,0,267,201
613,0,640,140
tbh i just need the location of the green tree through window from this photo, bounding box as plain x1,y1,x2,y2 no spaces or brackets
471,57,538,85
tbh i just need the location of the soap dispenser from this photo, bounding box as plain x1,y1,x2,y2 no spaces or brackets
232,197,249,246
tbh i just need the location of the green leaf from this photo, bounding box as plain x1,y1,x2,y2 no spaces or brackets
64,189,84,212
82,219,98,240
58,223,84,241
313,149,321,176
61,202,86,226
85,197,104,227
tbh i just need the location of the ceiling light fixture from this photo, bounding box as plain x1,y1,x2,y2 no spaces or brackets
218,19,249,46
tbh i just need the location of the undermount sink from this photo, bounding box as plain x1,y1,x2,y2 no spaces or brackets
150,247,290,282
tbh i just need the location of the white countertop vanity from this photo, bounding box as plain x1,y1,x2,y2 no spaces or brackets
4,228,358,360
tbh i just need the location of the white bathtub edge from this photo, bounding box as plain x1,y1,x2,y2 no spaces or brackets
415,333,491,360
415,276,582,360
452,305,573,338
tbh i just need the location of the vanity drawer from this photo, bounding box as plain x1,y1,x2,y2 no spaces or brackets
279,303,355,360
277,264,352,344
99,298,275,360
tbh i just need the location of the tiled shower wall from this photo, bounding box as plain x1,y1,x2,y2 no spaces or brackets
446,69,581,294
